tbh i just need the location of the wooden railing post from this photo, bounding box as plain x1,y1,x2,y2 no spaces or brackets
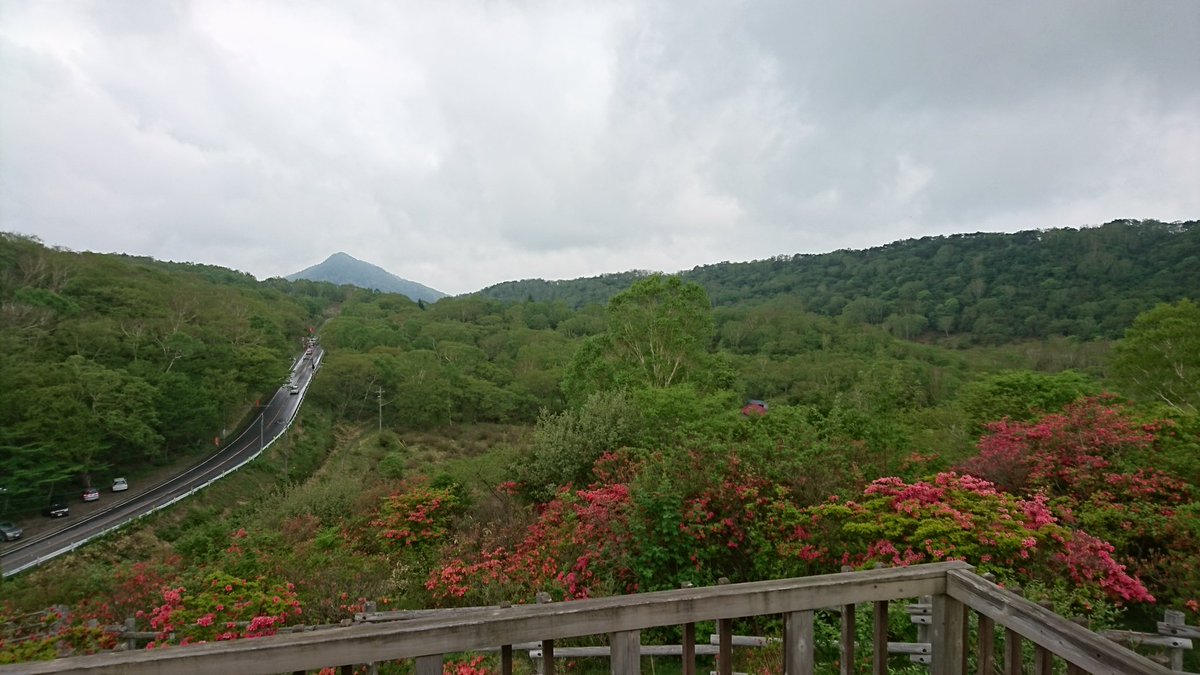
1034,601,1054,675
785,610,815,675
1165,609,1185,671
872,601,888,675
415,655,442,675
536,592,555,675
610,629,641,674
681,582,696,675
718,577,733,675
1003,587,1023,675
976,574,995,675
840,566,855,675
496,600,514,675
124,617,137,652
931,593,965,675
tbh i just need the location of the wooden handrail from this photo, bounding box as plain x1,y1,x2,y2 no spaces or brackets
946,568,1170,675
0,561,1173,675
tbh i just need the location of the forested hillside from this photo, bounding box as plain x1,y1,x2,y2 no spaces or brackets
2,231,1198,671
478,219,1198,343
0,234,341,512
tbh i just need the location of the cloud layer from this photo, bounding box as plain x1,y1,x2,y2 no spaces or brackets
2,1,1197,294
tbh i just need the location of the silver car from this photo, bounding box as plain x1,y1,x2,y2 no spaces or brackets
0,521,21,541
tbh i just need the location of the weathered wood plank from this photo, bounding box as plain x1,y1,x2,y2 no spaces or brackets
706,634,780,647
1102,631,1192,650
888,642,931,655
529,645,724,658
1158,622,1200,640
946,569,1171,675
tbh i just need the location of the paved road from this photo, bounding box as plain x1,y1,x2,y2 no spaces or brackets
0,348,322,577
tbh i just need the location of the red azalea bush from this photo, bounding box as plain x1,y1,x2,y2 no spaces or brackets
960,396,1156,495
370,484,463,550
428,480,635,602
143,571,303,646
959,396,1198,612
804,473,1153,611
428,444,1154,617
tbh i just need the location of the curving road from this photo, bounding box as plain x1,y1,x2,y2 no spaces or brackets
1,348,322,577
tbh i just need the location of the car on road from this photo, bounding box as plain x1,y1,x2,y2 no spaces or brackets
0,521,21,541
112,477,128,492
289,381,300,395
44,502,69,518
82,486,100,502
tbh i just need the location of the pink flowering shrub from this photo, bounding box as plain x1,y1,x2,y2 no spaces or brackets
427,445,1151,615
143,571,303,646
960,396,1156,495
0,605,117,663
960,397,1196,610
428,481,635,602
803,473,1153,609
370,484,462,550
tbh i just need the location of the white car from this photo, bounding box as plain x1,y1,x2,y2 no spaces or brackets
112,477,128,492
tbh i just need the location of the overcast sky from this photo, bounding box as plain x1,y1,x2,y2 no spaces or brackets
2,1,1197,295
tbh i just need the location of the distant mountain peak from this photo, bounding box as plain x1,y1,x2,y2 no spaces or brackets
286,252,446,303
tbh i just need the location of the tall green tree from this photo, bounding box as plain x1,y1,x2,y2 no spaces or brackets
564,275,721,401
606,275,715,388
1112,299,1200,415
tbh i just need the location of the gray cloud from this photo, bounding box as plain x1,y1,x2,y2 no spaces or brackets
2,0,1197,294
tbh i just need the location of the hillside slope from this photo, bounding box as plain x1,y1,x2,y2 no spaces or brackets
476,219,1198,343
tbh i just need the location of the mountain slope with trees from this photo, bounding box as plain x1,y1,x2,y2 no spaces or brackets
0,233,344,512
477,219,1198,343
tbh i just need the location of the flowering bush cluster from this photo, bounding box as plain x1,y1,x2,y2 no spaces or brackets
428,444,1155,615
428,481,634,602
959,397,1197,612
370,484,462,550
0,606,116,663
960,396,1156,495
143,571,303,646
806,473,1153,608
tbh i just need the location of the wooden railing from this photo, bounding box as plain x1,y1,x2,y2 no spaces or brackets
2,561,1173,674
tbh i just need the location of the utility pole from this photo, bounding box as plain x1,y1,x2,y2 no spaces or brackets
377,387,384,433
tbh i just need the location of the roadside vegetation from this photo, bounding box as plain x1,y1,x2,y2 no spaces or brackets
1,224,1197,672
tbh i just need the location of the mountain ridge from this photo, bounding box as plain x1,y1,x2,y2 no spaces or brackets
286,252,446,303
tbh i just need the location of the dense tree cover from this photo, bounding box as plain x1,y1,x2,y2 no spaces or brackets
1112,299,1200,415
3,233,1199,669
0,233,337,511
479,219,1198,344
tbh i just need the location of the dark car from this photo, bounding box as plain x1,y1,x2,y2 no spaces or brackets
0,521,22,541
44,502,69,518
